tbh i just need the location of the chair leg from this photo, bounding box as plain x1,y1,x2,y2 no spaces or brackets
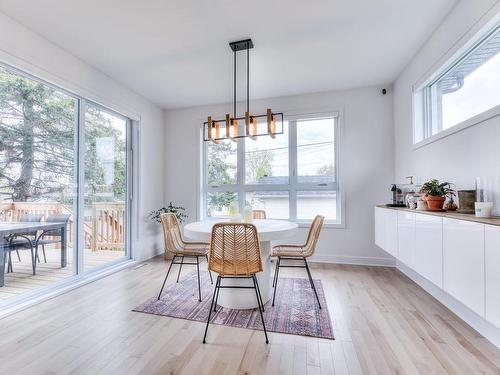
206,255,213,284
16,249,21,262
213,281,220,312
272,257,281,306
304,258,321,309
253,275,269,344
255,275,265,312
42,244,47,263
196,256,202,302
272,258,279,288
7,250,12,273
176,255,184,282
157,255,176,300
203,275,220,344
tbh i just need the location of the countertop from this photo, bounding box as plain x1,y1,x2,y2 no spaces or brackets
376,204,500,227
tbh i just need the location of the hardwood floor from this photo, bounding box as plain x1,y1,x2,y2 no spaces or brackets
0,257,499,374
0,247,125,300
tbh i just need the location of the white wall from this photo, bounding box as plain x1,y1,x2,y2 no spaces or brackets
394,0,500,189
165,86,395,265
0,12,165,260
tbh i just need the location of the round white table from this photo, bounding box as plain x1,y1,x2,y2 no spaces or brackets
184,219,298,309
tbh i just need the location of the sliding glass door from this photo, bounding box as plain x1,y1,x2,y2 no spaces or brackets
83,104,129,271
0,63,133,304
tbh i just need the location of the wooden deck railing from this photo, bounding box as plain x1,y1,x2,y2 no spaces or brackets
0,201,125,251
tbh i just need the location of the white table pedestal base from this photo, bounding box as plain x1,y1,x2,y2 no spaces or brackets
216,241,272,310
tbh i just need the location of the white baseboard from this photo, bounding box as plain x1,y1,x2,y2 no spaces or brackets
309,254,396,266
397,261,500,349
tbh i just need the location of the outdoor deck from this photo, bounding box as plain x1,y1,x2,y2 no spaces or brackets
1,246,124,300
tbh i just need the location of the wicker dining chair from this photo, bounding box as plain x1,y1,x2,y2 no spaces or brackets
271,215,324,308
252,209,267,219
203,223,269,344
157,213,213,302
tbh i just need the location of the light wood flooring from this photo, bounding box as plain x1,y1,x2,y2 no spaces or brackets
1,246,125,300
0,257,499,374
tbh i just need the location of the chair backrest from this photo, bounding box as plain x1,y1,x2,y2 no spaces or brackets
208,223,262,276
160,213,185,254
302,215,325,257
252,210,267,219
19,214,44,223
46,214,71,223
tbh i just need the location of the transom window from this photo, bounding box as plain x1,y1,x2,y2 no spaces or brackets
202,113,340,223
414,23,500,144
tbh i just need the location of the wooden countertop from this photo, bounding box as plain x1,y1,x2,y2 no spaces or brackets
376,204,500,227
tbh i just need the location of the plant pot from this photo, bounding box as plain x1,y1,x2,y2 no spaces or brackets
425,195,446,210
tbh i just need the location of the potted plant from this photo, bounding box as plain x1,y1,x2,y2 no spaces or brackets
149,202,188,223
420,179,455,210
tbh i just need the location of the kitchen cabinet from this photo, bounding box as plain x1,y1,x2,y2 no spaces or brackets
375,207,385,249
384,209,398,257
397,211,415,268
443,218,485,317
486,224,500,328
415,214,443,287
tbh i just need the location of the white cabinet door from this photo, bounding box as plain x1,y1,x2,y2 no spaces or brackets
384,209,398,257
485,225,500,328
375,207,385,249
443,218,485,317
415,214,443,287
398,211,415,267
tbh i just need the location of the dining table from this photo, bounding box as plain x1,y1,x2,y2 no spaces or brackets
184,218,298,309
0,221,68,287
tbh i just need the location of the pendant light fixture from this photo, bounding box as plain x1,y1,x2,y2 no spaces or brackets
204,39,283,142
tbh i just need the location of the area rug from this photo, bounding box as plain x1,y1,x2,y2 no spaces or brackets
133,272,334,340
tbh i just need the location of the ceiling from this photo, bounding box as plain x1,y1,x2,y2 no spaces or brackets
0,0,457,109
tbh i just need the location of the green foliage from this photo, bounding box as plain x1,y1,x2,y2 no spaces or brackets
149,202,188,223
0,66,127,204
420,179,455,198
246,148,273,182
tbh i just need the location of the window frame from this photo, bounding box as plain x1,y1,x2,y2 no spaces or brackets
201,111,342,225
413,22,500,148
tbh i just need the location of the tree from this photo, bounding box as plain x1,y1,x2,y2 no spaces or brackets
0,66,126,204
316,163,334,176
206,141,237,214
245,149,273,183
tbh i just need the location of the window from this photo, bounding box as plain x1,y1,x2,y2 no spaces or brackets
414,24,500,143
202,113,340,223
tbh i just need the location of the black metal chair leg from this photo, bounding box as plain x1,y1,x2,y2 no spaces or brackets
203,276,220,344
272,257,279,287
304,258,321,309
176,255,184,282
157,255,176,300
196,256,202,302
255,275,265,311
7,250,12,273
42,244,47,263
272,257,281,306
253,275,269,344
213,281,220,312
206,255,213,284
16,250,21,262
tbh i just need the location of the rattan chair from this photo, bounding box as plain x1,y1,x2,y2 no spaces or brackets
252,209,267,219
157,213,213,302
271,215,324,308
203,223,268,344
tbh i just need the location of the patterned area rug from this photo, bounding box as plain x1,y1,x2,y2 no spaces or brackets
133,272,334,340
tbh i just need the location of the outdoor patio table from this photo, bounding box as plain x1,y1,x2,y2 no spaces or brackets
0,222,67,287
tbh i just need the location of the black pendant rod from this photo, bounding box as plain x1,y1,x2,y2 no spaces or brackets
247,43,249,114
233,49,236,118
